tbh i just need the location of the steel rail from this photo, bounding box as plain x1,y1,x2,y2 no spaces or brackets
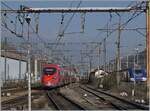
1,87,27,95
46,91,61,110
2,99,27,110
2,95,28,110
79,86,125,110
80,85,149,110
2,92,40,110
46,91,86,110
59,93,86,110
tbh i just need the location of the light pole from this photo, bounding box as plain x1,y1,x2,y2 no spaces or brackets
88,55,92,73
116,12,121,89
135,48,139,66
132,45,142,97
134,44,143,68
19,47,22,80
103,38,106,71
25,15,31,111
4,37,7,84
98,43,101,70
126,55,129,69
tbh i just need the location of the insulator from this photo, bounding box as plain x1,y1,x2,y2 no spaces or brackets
34,13,39,33
4,13,6,16
61,13,64,24
81,13,85,33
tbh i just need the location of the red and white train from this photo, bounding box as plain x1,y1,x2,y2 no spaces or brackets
41,63,76,88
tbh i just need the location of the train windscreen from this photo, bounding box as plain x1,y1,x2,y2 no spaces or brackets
134,69,142,75
43,67,57,75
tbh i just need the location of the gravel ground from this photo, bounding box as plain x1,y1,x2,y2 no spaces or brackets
1,89,51,110
59,83,115,110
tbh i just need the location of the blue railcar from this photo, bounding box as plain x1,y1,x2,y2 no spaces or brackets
128,68,146,82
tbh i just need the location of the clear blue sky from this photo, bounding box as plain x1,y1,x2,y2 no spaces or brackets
1,1,146,71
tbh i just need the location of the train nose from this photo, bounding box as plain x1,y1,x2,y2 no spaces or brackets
47,82,52,86
42,81,52,86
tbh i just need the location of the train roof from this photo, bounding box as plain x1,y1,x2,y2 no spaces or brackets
42,63,60,68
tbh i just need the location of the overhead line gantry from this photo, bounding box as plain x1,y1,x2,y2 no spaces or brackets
1,7,145,13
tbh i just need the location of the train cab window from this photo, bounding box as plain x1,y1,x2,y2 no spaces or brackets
134,70,142,75
43,67,57,75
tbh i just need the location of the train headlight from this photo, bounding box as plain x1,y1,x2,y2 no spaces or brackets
47,82,52,86
52,76,57,80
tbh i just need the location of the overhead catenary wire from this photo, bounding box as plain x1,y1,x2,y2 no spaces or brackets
1,1,146,68
55,1,75,41
93,1,146,49
88,9,144,57
54,1,82,50
1,3,26,40
26,14,72,65
1,2,52,60
84,2,145,69
1,2,46,44
1,2,14,10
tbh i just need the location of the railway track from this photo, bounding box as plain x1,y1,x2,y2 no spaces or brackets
46,90,86,110
1,87,27,96
79,85,149,110
2,94,28,110
2,92,41,110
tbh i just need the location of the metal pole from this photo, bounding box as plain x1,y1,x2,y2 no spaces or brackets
120,57,122,70
116,14,121,88
19,54,22,80
137,49,139,66
134,54,136,69
27,45,31,111
146,0,150,103
34,59,37,82
126,55,129,81
109,60,111,72
98,43,101,70
89,55,92,73
103,38,106,71
4,37,7,84
26,15,31,111
7,64,9,81
126,55,129,69
132,54,136,97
